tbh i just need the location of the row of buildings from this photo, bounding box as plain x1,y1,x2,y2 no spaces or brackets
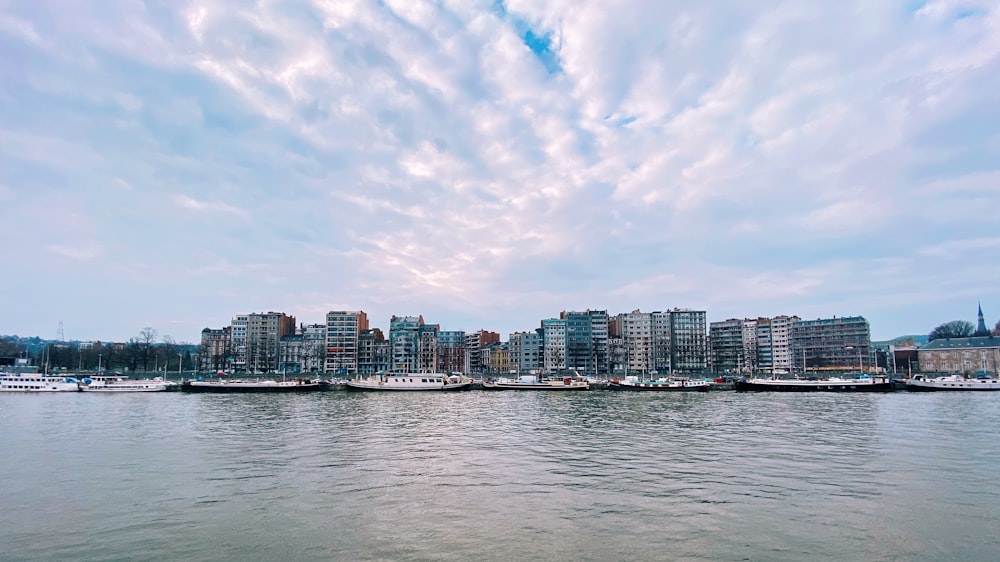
198,308,906,376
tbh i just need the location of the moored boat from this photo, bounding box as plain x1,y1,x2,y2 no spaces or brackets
345,372,472,391
905,373,1000,392
181,378,322,393
0,372,81,392
481,375,589,391
607,375,710,392
734,374,892,392
79,376,174,392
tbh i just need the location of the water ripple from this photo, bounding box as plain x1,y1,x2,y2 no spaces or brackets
2,391,1000,560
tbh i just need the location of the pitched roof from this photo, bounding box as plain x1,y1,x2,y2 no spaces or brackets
921,336,1000,350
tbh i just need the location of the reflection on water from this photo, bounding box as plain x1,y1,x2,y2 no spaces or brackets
1,392,999,561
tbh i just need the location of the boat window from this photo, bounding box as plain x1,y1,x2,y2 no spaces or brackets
421,379,427,383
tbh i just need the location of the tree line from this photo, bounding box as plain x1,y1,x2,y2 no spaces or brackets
0,327,196,373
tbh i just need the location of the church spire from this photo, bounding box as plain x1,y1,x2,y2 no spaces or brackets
975,301,989,337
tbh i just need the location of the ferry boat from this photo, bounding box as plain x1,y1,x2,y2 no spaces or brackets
181,378,322,393
734,374,892,392
79,376,174,392
607,375,710,392
345,372,472,391
0,372,81,392
481,375,589,391
905,373,1000,392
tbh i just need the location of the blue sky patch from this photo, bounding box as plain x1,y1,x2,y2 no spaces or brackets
493,0,562,74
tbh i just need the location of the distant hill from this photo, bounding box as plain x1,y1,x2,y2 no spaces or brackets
872,335,929,349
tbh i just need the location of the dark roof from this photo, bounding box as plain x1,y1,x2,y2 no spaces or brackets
921,336,1000,350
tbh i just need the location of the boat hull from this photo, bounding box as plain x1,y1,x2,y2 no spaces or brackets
607,382,709,392
345,382,472,391
80,385,169,392
734,379,892,392
481,382,589,391
181,381,321,393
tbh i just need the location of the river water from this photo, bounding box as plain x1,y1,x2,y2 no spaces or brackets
2,390,998,561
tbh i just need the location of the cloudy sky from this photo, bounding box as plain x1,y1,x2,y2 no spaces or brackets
2,0,999,344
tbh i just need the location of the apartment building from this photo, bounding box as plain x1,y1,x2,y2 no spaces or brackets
437,330,466,374
541,318,567,373
790,316,871,372
325,311,369,375
230,314,248,372
389,315,423,372
709,319,744,373
562,309,610,375
245,312,296,373
670,309,707,372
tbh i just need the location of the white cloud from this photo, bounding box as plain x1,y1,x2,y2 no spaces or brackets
1,0,999,342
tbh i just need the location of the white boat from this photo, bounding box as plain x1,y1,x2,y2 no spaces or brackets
607,375,711,392
481,375,589,391
734,374,893,392
906,373,1000,392
345,372,472,391
0,372,81,392
79,376,173,392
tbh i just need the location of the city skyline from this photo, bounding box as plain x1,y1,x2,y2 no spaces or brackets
0,302,984,346
2,2,999,344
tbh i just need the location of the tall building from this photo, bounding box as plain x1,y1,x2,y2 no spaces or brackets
651,311,672,373
389,315,423,371
709,319,744,373
562,310,610,375
790,316,871,372
418,323,440,372
615,310,653,374
437,331,466,374
230,314,249,372
245,312,296,373
541,318,567,373
741,319,758,374
670,309,707,372
325,311,369,375
755,315,798,374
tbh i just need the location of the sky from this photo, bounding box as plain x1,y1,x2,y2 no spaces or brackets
1,0,999,345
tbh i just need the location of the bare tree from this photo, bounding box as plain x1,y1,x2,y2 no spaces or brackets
138,327,159,371
993,320,1000,337
160,335,178,372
